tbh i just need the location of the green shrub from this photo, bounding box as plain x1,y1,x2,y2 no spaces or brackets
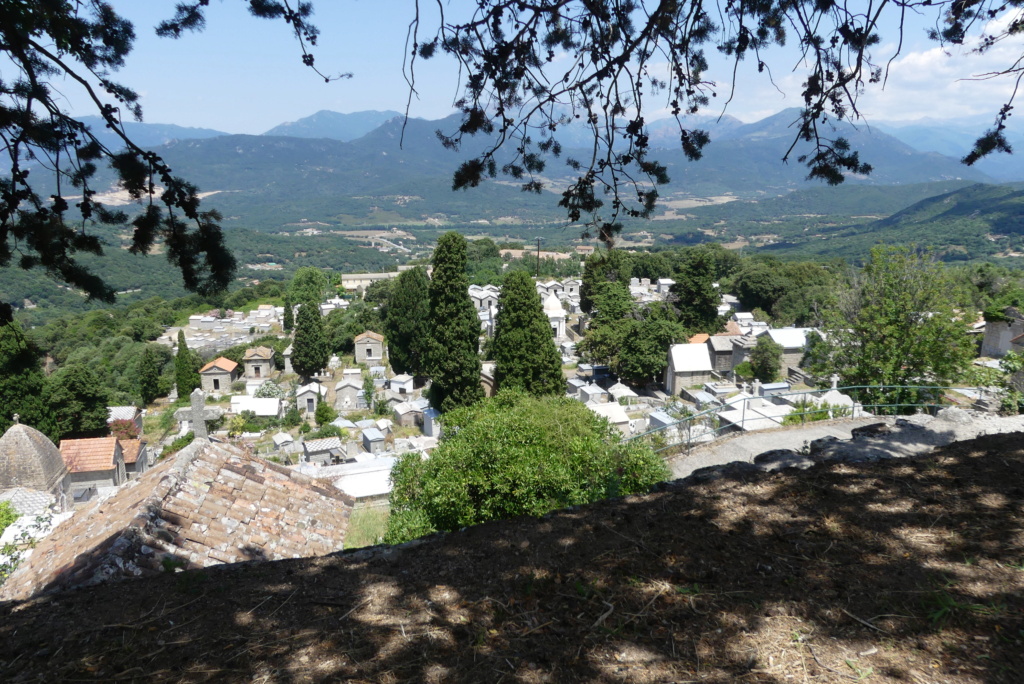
0,501,19,537
161,431,194,458
384,390,669,544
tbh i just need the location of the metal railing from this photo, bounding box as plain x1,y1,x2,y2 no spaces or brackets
627,385,998,456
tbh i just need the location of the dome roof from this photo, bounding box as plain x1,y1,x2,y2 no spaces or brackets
0,422,67,495
543,292,564,317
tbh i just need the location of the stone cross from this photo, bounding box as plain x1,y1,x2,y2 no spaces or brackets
741,382,750,394
830,373,840,390
190,388,208,440
752,379,762,397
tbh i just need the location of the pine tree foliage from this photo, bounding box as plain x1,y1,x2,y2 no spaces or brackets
291,300,329,380
384,267,431,378
174,330,201,397
426,232,483,412
492,271,564,396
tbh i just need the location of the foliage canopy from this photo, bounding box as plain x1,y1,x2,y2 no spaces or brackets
385,390,670,544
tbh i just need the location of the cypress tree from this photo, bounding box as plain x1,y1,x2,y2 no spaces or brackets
492,271,564,396
384,266,431,378
138,345,161,405
283,294,294,332
175,330,201,397
426,232,483,412
292,299,329,380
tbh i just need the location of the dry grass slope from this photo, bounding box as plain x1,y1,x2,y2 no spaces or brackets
0,432,1022,682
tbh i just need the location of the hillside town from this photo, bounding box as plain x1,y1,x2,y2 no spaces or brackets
3,230,1017,603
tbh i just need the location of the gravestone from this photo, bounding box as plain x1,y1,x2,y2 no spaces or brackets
190,388,208,440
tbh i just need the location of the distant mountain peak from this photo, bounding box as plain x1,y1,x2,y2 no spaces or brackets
262,110,406,142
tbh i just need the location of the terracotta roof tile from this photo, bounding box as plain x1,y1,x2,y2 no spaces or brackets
243,346,274,361
688,333,710,344
59,437,119,473
716,320,743,336
354,331,384,343
200,357,238,373
1,439,354,601
118,439,145,465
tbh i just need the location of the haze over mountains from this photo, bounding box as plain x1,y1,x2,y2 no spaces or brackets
73,107,1015,235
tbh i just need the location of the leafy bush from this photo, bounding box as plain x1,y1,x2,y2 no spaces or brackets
254,380,285,398
314,400,338,426
733,361,753,381
384,390,670,544
0,501,19,536
108,418,139,441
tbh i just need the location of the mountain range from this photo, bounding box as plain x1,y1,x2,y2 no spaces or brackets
67,107,1008,235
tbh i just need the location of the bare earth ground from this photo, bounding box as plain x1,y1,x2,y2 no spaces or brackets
1,431,1023,682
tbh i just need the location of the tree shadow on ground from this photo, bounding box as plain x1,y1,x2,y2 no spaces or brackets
0,432,1022,682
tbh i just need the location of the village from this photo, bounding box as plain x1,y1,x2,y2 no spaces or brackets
3,248,1018,600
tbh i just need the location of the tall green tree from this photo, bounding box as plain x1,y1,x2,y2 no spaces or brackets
748,335,784,383
809,246,974,403
732,260,787,314
289,267,331,304
0,322,50,436
671,250,721,333
291,300,329,380
137,345,162,405
581,249,633,313
282,294,294,332
616,319,687,385
174,330,201,397
492,271,564,396
426,232,484,412
384,267,431,378
47,363,110,440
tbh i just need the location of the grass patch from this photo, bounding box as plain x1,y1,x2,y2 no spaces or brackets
346,507,390,549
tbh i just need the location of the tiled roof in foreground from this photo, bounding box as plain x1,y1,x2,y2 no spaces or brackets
0,439,354,601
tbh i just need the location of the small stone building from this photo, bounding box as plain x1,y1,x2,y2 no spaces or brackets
354,331,385,365
982,307,1024,358
243,346,275,379
119,439,149,479
544,292,566,339
199,357,239,393
389,374,414,395
362,427,386,455
665,343,714,395
296,383,328,414
59,437,126,500
334,378,365,412
0,419,70,510
302,436,344,466
106,406,143,434
707,335,738,373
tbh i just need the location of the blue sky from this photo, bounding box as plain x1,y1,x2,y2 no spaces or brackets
63,2,1024,134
